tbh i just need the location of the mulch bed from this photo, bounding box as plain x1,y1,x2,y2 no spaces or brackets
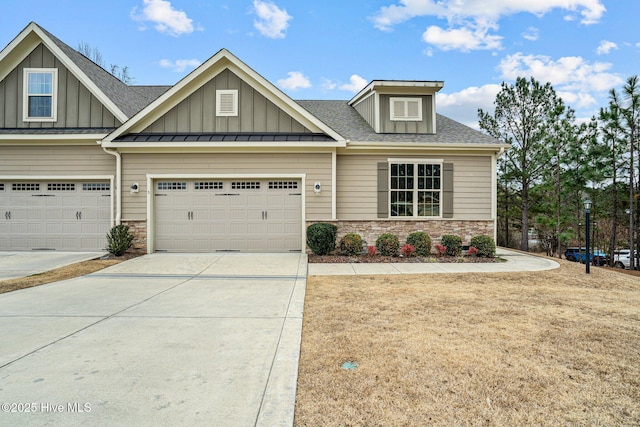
308,254,500,263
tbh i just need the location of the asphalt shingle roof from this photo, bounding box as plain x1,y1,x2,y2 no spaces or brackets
297,100,502,145
38,24,168,119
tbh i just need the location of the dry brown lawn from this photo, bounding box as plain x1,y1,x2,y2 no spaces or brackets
0,259,124,294
296,260,640,426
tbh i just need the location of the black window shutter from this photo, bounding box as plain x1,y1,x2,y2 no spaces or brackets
377,162,389,218
442,163,454,218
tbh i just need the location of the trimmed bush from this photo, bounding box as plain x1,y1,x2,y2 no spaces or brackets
340,233,363,256
406,231,432,256
434,243,447,256
306,223,337,255
106,224,134,256
367,245,377,257
401,243,416,257
470,234,496,257
376,233,400,256
440,235,462,256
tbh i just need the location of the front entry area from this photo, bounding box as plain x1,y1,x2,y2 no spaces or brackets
0,180,111,251
154,179,302,252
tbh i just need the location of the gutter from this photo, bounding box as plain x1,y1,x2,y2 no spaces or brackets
102,146,121,225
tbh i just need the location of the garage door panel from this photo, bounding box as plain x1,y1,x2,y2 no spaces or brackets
0,180,111,251
155,179,301,252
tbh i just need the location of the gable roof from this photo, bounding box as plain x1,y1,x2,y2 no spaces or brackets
298,100,507,149
103,48,345,145
0,22,169,126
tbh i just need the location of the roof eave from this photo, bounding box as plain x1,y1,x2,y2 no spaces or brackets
344,140,511,152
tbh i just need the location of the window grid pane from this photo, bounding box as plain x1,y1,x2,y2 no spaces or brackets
390,162,442,218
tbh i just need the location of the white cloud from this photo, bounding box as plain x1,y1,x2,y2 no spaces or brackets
253,0,292,39
522,26,539,41
596,40,618,55
339,75,368,93
159,58,201,72
498,52,622,93
496,52,623,114
422,24,502,51
371,0,605,52
277,71,311,90
131,0,196,36
437,84,502,128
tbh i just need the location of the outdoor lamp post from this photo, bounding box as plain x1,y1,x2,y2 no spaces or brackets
585,199,592,274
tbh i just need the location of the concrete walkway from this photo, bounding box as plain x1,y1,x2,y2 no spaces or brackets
0,251,105,281
308,248,559,276
0,253,306,427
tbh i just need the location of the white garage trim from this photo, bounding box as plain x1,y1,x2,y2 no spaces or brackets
146,173,306,254
0,175,115,228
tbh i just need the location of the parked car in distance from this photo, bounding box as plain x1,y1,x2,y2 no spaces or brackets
613,249,635,269
564,247,607,266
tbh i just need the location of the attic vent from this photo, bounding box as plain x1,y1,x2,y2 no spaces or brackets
216,90,238,117
390,97,422,121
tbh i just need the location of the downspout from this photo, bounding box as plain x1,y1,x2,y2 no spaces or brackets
102,147,122,225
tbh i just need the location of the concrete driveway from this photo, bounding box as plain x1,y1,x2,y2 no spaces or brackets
0,251,105,281
0,253,307,426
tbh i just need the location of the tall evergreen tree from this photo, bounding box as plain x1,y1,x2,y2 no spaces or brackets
479,77,567,251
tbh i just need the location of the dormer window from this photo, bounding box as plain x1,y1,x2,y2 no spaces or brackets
216,89,238,117
390,97,422,121
23,68,58,121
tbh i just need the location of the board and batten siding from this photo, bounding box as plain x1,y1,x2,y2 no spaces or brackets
352,94,376,130
0,145,115,175
336,154,492,220
378,94,433,134
0,44,121,129
120,152,332,219
142,69,312,134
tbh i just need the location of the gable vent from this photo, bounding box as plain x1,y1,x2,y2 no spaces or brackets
216,90,238,117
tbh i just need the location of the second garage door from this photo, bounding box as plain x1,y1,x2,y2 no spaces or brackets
154,179,302,252
0,181,112,251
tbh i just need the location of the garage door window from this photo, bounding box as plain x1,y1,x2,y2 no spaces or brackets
231,181,260,190
48,183,75,191
269,181,298,189
0,183,4,191
12,183,40,191
158,182,187,190
194,181,223,190
83,183,110,191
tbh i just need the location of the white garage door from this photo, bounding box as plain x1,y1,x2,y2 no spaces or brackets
0,181,111,251
155,179,302,252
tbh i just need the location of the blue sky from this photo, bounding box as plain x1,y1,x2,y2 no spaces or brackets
0,0,638,128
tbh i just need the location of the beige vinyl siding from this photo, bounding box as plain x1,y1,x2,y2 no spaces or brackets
379,94,433,134
352,94,376,129
142,69,311,134
0,145,115,175
337,154,492,220
0,43,120,128
121,152,332,219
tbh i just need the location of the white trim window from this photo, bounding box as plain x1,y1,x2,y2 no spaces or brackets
390,97,422,121
216,89,238,117
390,161,441,217
23,68,58,121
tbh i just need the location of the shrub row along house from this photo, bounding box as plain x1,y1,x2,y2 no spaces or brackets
0,22,509,254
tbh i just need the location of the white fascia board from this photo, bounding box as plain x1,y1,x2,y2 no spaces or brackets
104,49,346,143
350,80,445,105
344,141,511,152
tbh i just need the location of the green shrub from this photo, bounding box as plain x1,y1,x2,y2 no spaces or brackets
406,231,432,256
440,234,462,256
306,223,337,255
470,235,496,257
340,233,363,256
106,224,134,256
376,233,400,256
